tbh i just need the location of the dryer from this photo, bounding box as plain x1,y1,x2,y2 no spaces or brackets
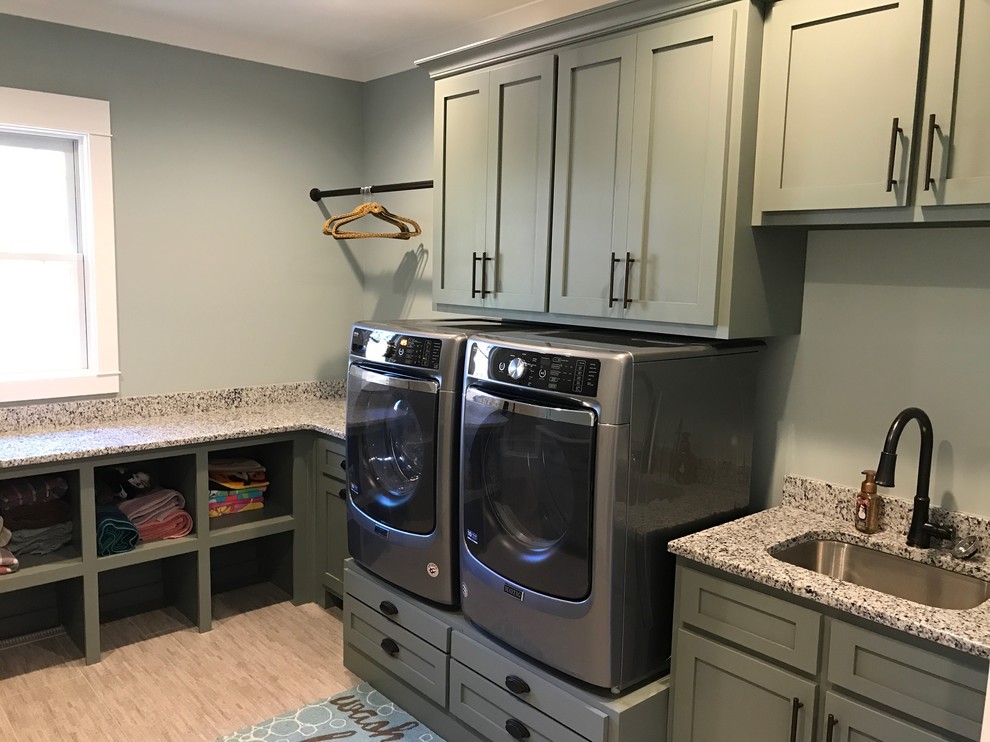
458,328,762,691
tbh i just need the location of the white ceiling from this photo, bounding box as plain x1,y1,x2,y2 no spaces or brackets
0,0,616,81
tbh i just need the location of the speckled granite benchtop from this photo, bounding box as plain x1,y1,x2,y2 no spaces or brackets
0,381,346,470
669,475,990,659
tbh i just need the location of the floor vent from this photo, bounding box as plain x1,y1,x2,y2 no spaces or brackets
0,625,66,650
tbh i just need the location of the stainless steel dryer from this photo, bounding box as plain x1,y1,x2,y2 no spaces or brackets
458,328,761,691
345,319,515,606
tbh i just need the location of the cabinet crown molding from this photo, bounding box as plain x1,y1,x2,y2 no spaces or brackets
415,0,740,79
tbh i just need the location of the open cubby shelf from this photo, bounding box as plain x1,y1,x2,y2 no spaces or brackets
0,433,308,665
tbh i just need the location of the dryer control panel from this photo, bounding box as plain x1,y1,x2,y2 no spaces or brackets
489,347,600,396
351,329,442,370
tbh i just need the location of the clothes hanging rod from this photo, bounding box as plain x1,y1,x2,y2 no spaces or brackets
309,180,434,202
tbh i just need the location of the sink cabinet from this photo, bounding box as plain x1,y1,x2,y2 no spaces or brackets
421,0,807,339
754,0,990,223
670,562,988,741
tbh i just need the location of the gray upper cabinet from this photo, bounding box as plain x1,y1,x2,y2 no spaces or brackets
755,0,926,213
623,10,735,326
549,35,636,319
422,0,806,339
433,56,554,312
918,0,990,207
755,0,990,224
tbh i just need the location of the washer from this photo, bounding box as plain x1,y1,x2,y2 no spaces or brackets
345,318,517,606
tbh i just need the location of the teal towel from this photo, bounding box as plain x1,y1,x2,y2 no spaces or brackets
95,505,138,557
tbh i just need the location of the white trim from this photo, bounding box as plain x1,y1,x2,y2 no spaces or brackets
0,86,119,403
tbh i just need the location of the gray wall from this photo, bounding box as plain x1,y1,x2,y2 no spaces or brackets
0,14,365,397
753,227,990,517
357,68,446,323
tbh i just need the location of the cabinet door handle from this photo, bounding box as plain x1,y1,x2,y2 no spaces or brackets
608,252,621,307
825,713,838,742
504,675,530,695
380,637,399,656
622,252,635,309
886,116,902,192
471,252,482,298
505,718,530,739
481,252,493,297
379,600,398,616
924,112,940,191
789,697,803,742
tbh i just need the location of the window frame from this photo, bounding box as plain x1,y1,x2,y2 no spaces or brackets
0,86,119,403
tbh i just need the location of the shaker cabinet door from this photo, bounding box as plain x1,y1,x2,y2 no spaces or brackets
433,70,489,307
623,7,735,326
549,35,637,318
757,0,925,211
485,55,555,312
670,629,816,742
918,0,990,207
822,692,953,742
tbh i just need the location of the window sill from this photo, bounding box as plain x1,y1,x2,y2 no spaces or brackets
0,371,120,404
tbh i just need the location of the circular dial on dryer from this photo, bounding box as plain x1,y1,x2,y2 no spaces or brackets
507,357,528,379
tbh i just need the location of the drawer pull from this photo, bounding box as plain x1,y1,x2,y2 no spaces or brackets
379,600,398,616
504,675,530,695
825,713,838,742
337,488,347,500
505,718,530,739
340,459,346,470
380,637,400,656
789,697,803,742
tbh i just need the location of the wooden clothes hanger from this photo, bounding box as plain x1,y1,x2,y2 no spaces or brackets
322,201,421,240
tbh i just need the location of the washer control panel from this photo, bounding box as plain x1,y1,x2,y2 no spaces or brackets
489,347,600,396
351,328,442,370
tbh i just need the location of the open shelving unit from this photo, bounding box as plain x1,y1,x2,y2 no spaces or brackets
0,433,313,664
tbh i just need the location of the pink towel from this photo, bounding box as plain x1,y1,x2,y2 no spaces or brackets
118,488,185,525
136,510,193,542
0,546,19,573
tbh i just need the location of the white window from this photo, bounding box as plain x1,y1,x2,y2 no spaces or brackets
0,87,119,403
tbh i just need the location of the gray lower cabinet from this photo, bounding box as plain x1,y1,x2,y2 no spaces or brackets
313,436,347,603
342,559,669,742
670,562,989,742
671,628,815,741
0,434,305,665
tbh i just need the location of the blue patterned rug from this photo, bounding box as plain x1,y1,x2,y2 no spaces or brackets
217,682,446,742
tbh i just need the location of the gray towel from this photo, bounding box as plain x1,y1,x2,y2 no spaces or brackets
8,522,73,556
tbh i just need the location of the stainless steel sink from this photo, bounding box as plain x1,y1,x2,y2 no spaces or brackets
771,539,990,610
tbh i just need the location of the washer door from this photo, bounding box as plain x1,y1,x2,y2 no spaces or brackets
461,386,596,600
346,363,439,535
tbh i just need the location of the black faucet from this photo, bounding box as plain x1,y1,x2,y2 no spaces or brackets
875,407,953,548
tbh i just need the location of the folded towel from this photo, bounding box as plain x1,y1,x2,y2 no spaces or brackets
208,487,267,503
208,499,264,518
136,510,194,542
0,525,10,548
95,506,139,557
0,476,68,510
0,546,18,572
8,522,73,556
2,498,72,531
208,457,268,489
118,488,185,526
96,465,157,504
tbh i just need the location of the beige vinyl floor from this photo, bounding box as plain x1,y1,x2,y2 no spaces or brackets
0,583,360,741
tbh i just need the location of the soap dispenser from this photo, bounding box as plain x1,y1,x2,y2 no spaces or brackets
855,469,881,534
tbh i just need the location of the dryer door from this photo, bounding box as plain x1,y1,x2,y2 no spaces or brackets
346,363,439,535
461,386,597,600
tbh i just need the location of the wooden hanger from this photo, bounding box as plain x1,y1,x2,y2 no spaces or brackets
322,201,421,240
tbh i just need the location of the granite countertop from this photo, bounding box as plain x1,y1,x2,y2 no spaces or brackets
0,383,346,470
669,475,990,659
